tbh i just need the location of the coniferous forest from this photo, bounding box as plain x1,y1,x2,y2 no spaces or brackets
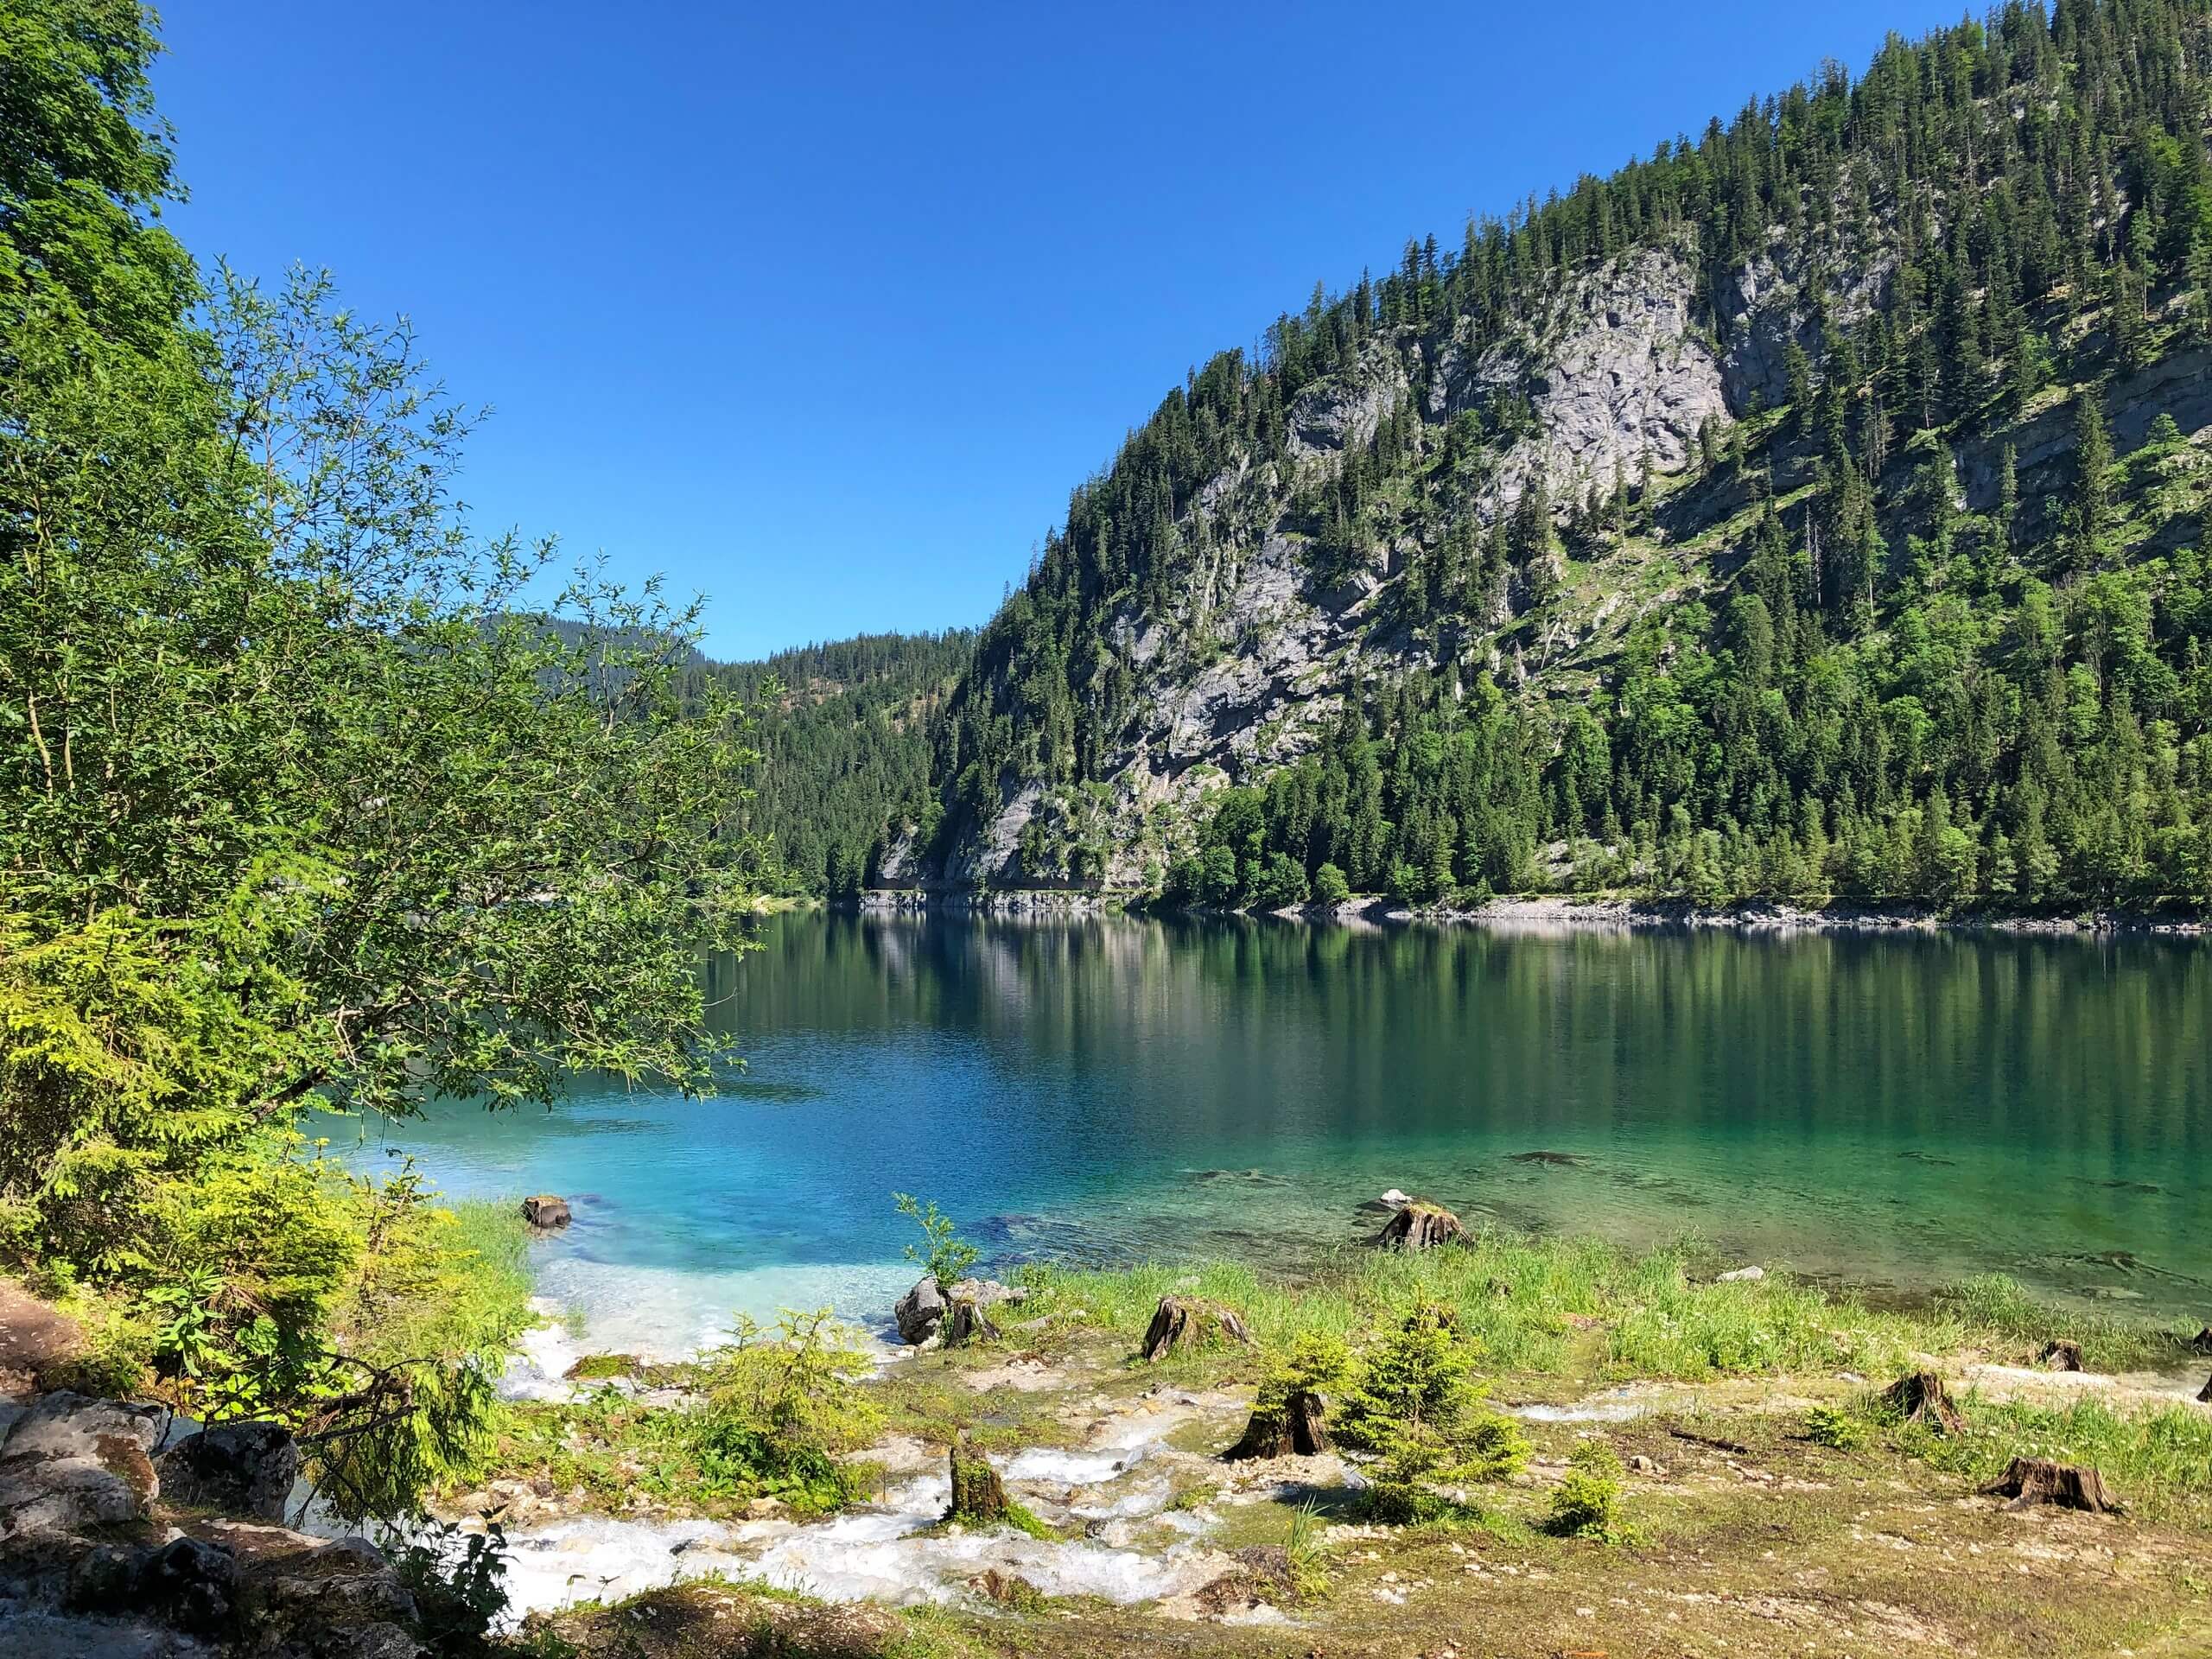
887,0,2212,916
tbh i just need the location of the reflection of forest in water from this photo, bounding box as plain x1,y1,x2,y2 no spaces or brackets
414,914,2208,1319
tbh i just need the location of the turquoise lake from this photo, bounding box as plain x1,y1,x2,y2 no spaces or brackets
357,913,2211,1354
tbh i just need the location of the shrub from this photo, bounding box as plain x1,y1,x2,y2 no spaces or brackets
1546,1440,1639,1543
1339,1302,1527,1522
687,1308,884,1513
1312,862,1352,906
893,1192,979,1293
1806,1404,1871,1449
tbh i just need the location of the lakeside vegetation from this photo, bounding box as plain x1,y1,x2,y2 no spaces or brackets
0,0,755,1528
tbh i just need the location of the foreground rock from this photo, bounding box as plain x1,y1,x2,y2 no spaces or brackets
0,1388,429,1658
893,1275,945,1344
1372,1199,1464,1250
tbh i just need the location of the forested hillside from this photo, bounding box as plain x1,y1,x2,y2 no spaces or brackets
900,0,2212,915
691,632,973,894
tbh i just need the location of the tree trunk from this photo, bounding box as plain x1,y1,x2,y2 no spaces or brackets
1980,1456,2119,1514
942,1294,1000,1348
1879,1370,1964,1434
946,1441,1009,1523
1371,1201,1464,1251
1141,1296,1255,1362
1224,1389,1332,1460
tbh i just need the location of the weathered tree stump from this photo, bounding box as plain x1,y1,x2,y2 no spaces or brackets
939,1278,1021,1348
1141,1296,1255,1362
2038,1338,2084,1372
520,1194,570,1230
1224,1389,1332,1460
1879,1370,1964,1434
1980,1456,2120,1513
946,1441,1009,1523
1370,1200,1464,1251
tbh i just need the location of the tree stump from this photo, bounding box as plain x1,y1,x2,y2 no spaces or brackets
942,1294,999,1348
521,1194,570,1230
946,1441,1009,1523
1879,1370,1964,1434
2190,1325,2212,1357
1371,1200,1463,1251
1141,1296,1255,1362
1224,1390,1332,1460
1980,1456,2119,1513
2038,1338,2084,1372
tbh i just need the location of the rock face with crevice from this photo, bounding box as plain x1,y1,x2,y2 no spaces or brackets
0,1383,430,1658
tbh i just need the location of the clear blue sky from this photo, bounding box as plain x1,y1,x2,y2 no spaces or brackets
153,1,1966,661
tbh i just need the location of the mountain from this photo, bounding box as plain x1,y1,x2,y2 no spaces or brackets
882,0,2212,915
692,632,974,894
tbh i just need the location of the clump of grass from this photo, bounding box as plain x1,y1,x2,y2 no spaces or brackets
1545,1439,1641,1543
1936,1274,2183,1372
565,1352,639,1382
484,1307,881,1517
1284,1500,1331,1598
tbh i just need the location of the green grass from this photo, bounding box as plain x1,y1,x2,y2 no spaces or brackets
1935,1273,2195,1372
1018,1229,1931,1382
1908,1392,2212,1529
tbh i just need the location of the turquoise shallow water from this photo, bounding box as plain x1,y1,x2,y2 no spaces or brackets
352,913,2211,1351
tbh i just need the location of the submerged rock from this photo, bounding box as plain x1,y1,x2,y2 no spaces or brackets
894,1276,945,1345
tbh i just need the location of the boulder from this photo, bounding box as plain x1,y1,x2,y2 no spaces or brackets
0,1392,163,1538
1717,1265,1765,1283
133,1537,238,1637
520,1194,571,1230
1371,1200,1463,1251
155,1422,299,1522
893,1276,945,1345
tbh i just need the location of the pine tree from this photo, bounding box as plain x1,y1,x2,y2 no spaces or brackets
2069,388,2113,573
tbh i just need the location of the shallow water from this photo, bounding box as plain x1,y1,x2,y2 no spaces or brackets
351,913,2211,1351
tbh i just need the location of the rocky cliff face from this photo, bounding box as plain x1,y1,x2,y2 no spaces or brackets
918,233,1883,890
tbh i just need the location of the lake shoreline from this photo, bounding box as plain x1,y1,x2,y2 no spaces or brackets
855,887,2209,938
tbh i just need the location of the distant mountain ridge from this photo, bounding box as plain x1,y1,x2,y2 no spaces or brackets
871,0,2212,915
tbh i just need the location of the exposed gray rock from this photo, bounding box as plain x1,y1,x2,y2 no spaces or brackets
0,1392,163,1538
154,1421,299,1522
894,1275,945,1344
133,1537,237,1636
